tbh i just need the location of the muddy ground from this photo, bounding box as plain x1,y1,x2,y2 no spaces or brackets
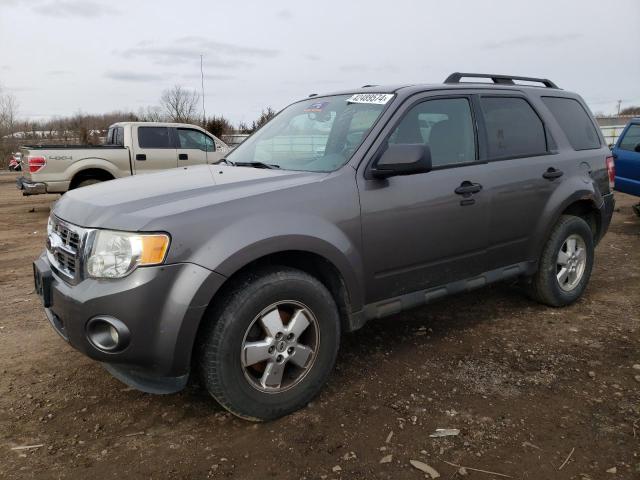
0,172,638,480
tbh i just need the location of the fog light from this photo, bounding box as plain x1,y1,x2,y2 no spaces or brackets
86,317,130,352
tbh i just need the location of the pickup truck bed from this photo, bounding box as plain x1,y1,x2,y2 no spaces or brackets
22,145,125,149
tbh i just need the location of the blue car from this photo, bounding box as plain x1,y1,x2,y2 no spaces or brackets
612,118,640,199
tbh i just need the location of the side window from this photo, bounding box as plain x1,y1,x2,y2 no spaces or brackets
114,127,124,146
389,98,476,167
542,97,600,150
619,125,640,152
480,97,547,158
177,128,215,152
138,127,172,149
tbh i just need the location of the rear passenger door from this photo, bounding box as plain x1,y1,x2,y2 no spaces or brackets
479,94,600,270
176,127,224,166
612,123,640,196
358,94,489,302
133,126,178,174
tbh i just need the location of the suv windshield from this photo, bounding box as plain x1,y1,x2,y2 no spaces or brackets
227,94,392,172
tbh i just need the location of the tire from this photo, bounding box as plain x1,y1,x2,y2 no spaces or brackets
198,266,341,421
76,178,102,189
527,215,594,307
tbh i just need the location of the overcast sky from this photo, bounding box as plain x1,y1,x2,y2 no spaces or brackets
0,0,638,124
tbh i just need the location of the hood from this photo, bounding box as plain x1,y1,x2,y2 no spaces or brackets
53,164,327,231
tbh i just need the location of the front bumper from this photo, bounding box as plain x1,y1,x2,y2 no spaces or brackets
17,176,47,195
34,253,226,393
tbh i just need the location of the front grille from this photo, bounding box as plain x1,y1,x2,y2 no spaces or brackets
47,216,88,283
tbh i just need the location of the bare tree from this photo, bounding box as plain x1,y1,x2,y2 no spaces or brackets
137,105,166,122
621,105,640,116
0,87,19,137
160,85,200,123
251,107,277,132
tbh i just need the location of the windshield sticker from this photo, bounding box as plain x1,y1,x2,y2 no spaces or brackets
304,101,329,112
346,93,394,105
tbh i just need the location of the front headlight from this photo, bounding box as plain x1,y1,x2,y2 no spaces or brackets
86,230,170,279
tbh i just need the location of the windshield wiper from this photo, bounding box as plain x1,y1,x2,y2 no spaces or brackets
233,161,280,169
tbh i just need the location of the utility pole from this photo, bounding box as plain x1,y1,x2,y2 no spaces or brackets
616,99,622,116
200,54,207,125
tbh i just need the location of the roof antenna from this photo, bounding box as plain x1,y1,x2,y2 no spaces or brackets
200,54,209,164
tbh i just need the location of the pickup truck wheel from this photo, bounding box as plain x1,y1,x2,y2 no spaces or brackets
198,267,340,421
76,178,101,189
527,215,594,307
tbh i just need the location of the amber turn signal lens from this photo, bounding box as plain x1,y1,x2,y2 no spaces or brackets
139,234,170,265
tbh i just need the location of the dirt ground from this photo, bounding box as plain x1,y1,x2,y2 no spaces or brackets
0,171,639,480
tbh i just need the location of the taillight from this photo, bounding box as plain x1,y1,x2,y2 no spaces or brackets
605,155,615,191
28,156,46,173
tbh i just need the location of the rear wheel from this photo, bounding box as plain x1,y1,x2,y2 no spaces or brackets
75,178,102,189
198,267,340,421
527,215,594,307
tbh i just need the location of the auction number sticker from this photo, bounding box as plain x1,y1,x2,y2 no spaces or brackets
346,93,394,105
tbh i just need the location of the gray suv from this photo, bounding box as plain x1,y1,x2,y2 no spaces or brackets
34,73,615,420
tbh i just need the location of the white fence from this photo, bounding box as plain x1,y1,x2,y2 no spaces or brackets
599,125,627,147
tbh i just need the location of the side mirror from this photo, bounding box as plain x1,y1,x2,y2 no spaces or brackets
634,143,640,153
371,143,432,179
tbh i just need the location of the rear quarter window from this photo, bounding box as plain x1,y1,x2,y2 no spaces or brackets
138,127,173,149
480,96,547,159
542,97,600,150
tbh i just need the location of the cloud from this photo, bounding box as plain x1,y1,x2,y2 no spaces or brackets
105,70,234,83
339,64,369,73
47,69,69,75
120,37,279,67
5,85,35,92
180,73,235,81
276,9,293,20
483,33,582,49
105,71,165,82
38,0,118,18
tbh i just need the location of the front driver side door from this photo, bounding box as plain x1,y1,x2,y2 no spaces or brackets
176,127,225,166
357,94,489,303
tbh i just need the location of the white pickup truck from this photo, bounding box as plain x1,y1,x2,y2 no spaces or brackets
17,122,230,195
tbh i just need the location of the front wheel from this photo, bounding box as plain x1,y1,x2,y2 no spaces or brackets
198,267,341,421
527,215,594,307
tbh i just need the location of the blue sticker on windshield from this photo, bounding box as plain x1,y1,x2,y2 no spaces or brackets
304,101,329,112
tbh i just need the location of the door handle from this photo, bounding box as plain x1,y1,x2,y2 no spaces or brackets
454,181,483,196
135,154,146,161
542,167,563,180
178,153,188,160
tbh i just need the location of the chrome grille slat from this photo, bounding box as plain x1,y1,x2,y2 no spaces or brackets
47,216,89,283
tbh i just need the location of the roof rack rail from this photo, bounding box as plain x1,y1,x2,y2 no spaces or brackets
361,84,379,88
444,72,559,89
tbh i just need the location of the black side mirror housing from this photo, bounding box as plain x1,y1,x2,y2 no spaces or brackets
634,143,640,153
371,143,432,179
